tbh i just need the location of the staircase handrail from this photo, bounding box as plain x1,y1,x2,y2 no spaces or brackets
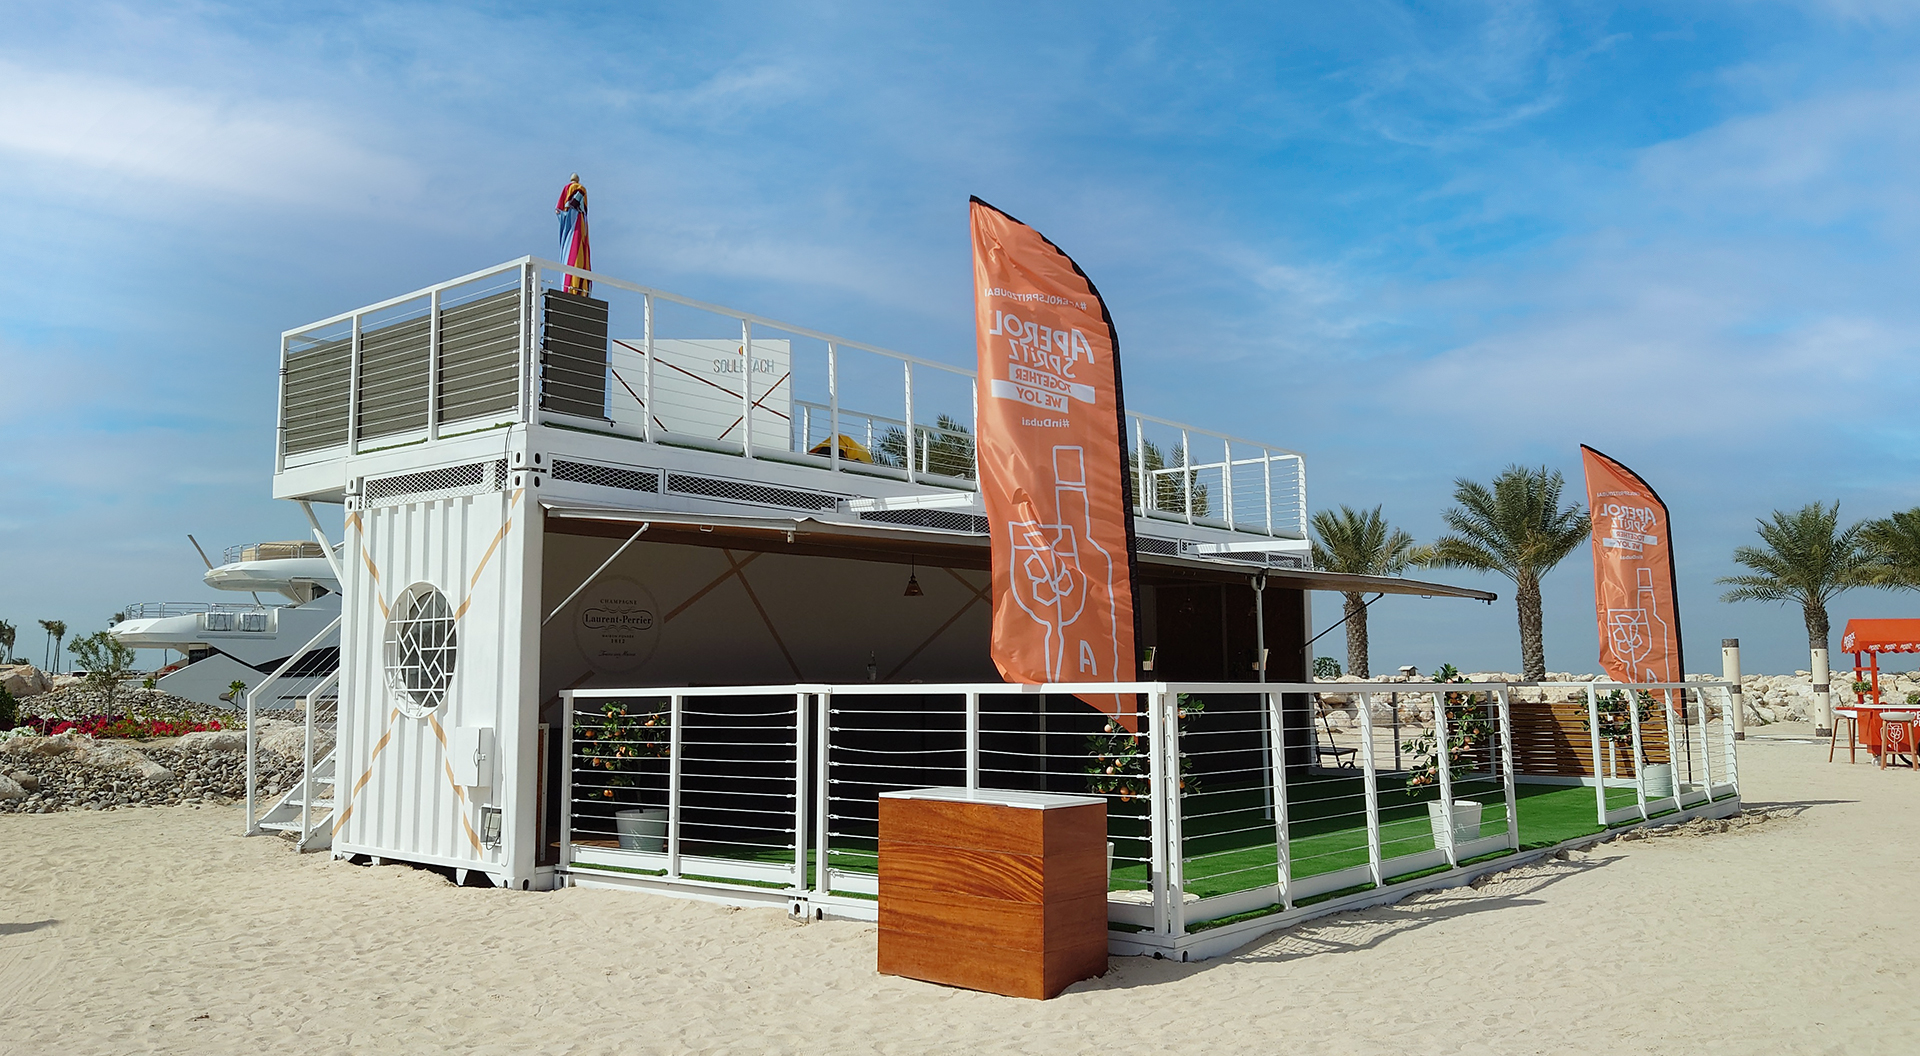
246,612,342,835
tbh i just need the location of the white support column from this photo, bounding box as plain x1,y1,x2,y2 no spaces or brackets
1134,417,1150,515
667,693,684,880
1432,687,1458,868
1147,689,1171,936
964,691,980,789
792,690,809,890
1495,688,1520,851
1266,689,1293,909
1586,683,1607,828
1812,647,1833,738
1356,691,1384,888
1723,638,1745,741
1694,687,1715,798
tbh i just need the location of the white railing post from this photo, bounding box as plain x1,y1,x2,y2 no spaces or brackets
1721,685,1740,794
814,689,831,898
969,374,980,481
1694,687,1715,800
1222,439,1235,532
1147,689,1171,936
1356,690,1383,888
741,319,755,458
1266,689,1292,910
827,342,841,473
667,693,684,879
1295,456,1308,538
426,288,442,441
1262,451,1273,536
245,674,259,835
964,691,980,789
793,690,809,890
346,311,363,454
1180,429,1194,524
642,292,655,442
1432,686,1457,868
1627,687,1650,821
1163,690,1188,937
902,361,916,484
560,694,575,867
274,332,290,473
1663,689,1686,808
1586,682,1607,828
1495,687,1519,851
517,262,533,425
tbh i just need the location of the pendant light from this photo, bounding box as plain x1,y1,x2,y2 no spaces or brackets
903,556,924,597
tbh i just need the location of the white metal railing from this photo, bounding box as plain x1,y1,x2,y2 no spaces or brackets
560,679,1739,944
278,257,1309,539
120,601,272,619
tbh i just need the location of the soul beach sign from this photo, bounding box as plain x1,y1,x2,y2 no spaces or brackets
970,198,1140,728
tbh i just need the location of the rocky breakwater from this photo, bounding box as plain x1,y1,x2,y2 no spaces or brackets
0,719,324,815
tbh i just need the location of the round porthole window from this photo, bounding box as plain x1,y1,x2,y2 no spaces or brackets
385,585,457,718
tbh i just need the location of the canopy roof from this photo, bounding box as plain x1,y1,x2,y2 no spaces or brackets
1841,619,1920,654
542,503,1498,601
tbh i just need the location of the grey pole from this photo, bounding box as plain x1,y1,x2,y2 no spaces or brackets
1723,638,1745,741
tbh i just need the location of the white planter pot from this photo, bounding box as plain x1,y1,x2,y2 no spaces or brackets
615,807,669,853
1427,799,1483,845
1641,764,1674,800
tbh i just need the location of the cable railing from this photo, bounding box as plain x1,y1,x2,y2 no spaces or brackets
278,257,1309,539
560,678,1740,952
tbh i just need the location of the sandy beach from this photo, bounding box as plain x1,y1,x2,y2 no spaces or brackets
0,722,1913,1055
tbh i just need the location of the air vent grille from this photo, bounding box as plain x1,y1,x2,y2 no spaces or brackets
667,473,839,511
363,460,508,507
552,460,660,494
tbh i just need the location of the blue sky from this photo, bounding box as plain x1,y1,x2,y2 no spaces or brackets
3,1,1918,674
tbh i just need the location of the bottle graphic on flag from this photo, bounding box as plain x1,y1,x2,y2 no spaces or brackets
1006,447,1119,682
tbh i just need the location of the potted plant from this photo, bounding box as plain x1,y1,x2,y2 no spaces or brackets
1086,695,1202,881
1581,689,1673,798
574,699,672,851
1402,665,1492,846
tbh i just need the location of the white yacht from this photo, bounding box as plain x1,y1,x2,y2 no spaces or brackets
111,541,341,708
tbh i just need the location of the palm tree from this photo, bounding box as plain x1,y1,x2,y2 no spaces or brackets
0,619,15,663
1718,502,1870,659
1860,507,1920,589
39,619,68,673
1426,465,1591,681
1310,505,1421,678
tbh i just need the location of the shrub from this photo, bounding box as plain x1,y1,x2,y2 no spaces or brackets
1313,656,1342,679
0,685,17,732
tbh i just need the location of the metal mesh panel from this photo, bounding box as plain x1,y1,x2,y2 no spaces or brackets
666,473,839,511
439,289,522,425
855,509,989,534
1134,535,1181,556
552,459,660,494
362,461,500,507
282,333,351,455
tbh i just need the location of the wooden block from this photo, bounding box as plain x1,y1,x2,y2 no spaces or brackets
878,927,1108,1000
877,798,1047,855
879,891,1108,951
877,840,1108,903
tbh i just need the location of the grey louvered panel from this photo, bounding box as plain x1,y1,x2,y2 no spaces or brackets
356,313,431,440
540,290,608,419
282,334,352,454
438,289,522,424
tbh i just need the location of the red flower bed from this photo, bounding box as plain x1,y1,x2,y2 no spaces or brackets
26,714,225,739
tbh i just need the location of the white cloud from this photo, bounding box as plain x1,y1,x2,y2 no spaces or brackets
0,61,422,211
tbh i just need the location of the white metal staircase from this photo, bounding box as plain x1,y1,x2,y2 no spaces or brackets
257,746,336,851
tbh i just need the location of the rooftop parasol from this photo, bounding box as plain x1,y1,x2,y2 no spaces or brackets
556,173,591,295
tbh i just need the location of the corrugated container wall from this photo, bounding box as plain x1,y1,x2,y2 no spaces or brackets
333,480,543,888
